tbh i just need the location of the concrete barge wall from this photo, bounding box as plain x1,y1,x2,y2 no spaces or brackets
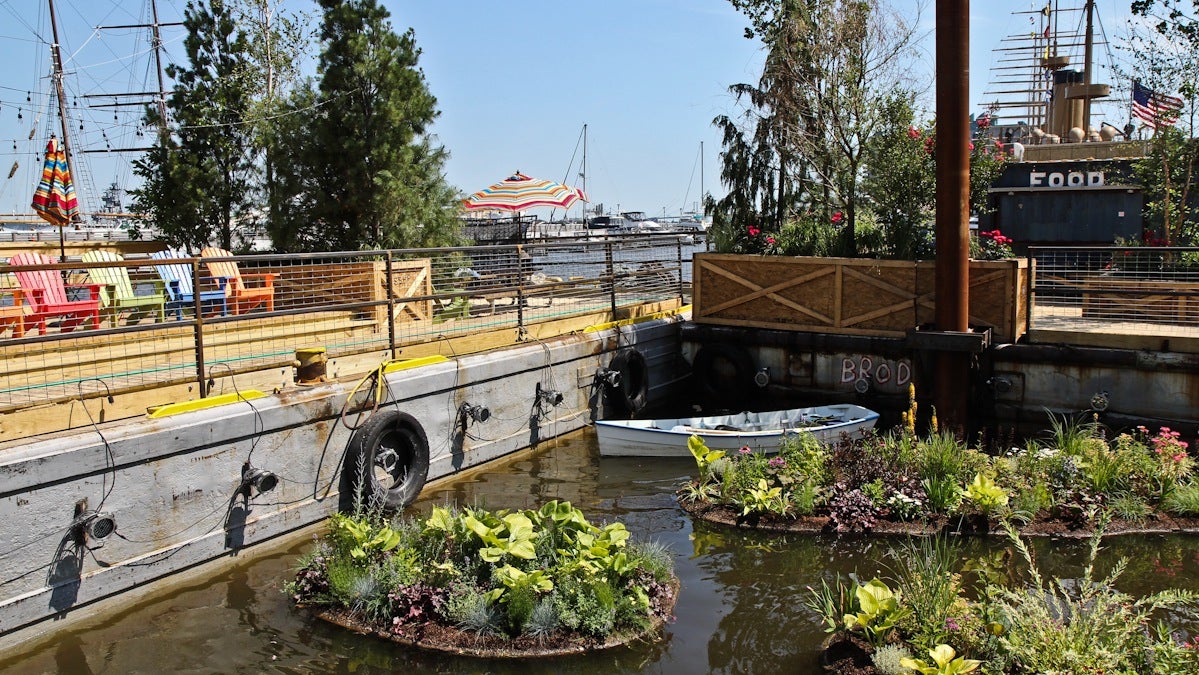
682,324,1199,438
0,316,685,650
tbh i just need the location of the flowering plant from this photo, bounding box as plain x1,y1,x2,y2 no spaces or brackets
972,229,1014,260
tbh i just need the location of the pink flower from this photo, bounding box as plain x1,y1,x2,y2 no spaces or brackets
969,142,975,151
738,446,752,455
747,226,760,237
766,236,776,245
907,126,921,139
831,211,843,224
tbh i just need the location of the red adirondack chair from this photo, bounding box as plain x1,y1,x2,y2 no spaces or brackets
9,252,102,333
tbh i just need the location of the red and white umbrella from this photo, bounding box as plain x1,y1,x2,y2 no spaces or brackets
463,171,587,213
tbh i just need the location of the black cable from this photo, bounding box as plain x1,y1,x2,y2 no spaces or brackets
76,378,117,510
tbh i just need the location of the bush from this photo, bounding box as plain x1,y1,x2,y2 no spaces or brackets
290,501,677,646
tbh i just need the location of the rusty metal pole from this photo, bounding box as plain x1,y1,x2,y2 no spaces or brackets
934,0,971,431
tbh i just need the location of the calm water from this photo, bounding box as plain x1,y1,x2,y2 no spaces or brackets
5,428,1199,674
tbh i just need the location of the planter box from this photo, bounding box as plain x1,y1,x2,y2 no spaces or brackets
692,254,1030,343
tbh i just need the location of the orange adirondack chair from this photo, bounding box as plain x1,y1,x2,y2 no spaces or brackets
0,277,24,337
200,247,276,315
9,252,101,333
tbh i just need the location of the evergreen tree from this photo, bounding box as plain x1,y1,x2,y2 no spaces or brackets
130,0,257,251
271,0,463,252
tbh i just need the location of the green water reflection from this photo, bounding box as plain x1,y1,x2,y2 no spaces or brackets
4,429,1199,674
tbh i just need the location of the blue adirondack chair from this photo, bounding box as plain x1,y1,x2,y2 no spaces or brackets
150,248,228,320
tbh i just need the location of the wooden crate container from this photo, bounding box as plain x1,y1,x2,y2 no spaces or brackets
268,259,432,325
692,254,1030,343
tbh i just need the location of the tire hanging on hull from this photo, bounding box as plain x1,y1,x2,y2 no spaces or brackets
344,409,430,510
692,343,755,409
604,348,650,417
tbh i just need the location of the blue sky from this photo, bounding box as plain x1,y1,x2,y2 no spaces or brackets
0,0,1133,221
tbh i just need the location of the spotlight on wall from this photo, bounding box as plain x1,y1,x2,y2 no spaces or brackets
597,368,621,388
988,377,1013,394
241,462,279,497
459,402,491,424
73,509,117,546
853,374,873,395
537,383,564,407
753,367,769,388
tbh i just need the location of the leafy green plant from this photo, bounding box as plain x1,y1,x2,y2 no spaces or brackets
922,476,961,514
961,473,1008,515
739,478,787,516
294,501,675,645
888,536,961,652
328,512,402,561
803,574,856,634
899,644,980,674
444,582,503,636
1163,481,1199,516
688,435,727,484
843,578,904,646
1108,492,1151,524
984,519,1199,673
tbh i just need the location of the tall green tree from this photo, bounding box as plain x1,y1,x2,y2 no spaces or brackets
130,0,257,252
235,0,314,246
1135,127,1199,246
270,0,463,252
712,0,921,255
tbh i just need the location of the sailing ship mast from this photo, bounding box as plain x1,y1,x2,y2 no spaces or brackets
981,1,1111,142
46,0,75,207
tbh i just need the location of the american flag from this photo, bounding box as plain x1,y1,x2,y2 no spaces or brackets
1132,80,1183,129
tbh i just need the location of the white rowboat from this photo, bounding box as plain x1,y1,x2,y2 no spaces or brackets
595,404,880,457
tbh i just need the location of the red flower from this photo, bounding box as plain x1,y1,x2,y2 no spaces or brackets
766,236,776,245
747,226,760,237
831,211,843,224
907,125,921,140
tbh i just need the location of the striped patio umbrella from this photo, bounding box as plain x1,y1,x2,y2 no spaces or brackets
31,136,79,262
463,171,588,212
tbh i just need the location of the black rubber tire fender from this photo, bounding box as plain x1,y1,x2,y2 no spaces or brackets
692,343,755,407
346,409,430,510
606,348,649,415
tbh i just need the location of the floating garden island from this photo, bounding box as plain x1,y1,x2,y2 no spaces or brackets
676,394,1199,673
288,500,678,658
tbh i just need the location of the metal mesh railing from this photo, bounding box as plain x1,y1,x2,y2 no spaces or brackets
0,235,688,411
1029,246,1199,334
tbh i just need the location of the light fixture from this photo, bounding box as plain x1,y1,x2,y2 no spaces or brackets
597,368,621,388
241,462,279,496
536,383,564,407
1089,391,1110,412
459,402,491,424
988,377,1013,394
853,374,873,394
753,367,769,388
72,509,117,546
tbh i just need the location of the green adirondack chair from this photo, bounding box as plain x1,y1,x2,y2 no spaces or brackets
81,249,167,325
